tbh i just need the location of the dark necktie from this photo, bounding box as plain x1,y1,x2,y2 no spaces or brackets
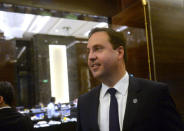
108,88,120,131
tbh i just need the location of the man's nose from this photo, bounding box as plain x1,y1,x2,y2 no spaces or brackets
88,51,97,62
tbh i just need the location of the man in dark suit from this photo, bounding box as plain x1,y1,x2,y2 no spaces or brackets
0,81,33,131
77,28,183,131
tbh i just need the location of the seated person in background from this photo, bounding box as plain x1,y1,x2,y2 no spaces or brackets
0,81,33,131
39,102,44,108
47,97,60,119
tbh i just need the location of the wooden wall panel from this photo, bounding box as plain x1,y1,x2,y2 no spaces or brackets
121,0,139,9
0,0,121,17
112,0,145,28
147,0,184,116
124,27,149,79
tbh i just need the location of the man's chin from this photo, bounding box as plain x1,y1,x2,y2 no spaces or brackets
92,72,101,79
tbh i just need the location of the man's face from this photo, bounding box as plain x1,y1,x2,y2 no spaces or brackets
87,31,120,80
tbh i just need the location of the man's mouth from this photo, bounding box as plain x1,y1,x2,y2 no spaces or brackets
91,63,100,71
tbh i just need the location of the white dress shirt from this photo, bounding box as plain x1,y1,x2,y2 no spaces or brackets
98,72,129,131
47,102,60,118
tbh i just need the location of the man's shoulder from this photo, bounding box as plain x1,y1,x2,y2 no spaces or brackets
78,85,101,100
0,108,22,116
133,77,167,86
131,76,168,91
0,108,32,128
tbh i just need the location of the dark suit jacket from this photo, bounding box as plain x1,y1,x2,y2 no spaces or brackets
77,76,184,131
0,108,33,131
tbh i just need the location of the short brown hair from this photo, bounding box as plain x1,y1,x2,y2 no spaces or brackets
0,81,15,106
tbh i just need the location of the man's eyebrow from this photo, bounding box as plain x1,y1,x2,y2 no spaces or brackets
92,44,103,48
87,44,103,50
93,44,100,47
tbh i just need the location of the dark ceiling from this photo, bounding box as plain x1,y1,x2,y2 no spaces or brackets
0,0,145,27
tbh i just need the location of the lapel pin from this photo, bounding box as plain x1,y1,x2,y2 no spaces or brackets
133,98,138,104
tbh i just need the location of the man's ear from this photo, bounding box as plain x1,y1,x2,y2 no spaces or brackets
0,96,4,104
116,46,124,59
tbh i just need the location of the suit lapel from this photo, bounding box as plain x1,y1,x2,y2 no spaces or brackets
123,76,141,131
90,85,101,131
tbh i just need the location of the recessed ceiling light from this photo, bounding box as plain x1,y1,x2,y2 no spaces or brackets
55,29,59,32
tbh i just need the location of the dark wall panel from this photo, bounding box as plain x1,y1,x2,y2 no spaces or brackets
0,40,16,85
125,27,149,79
147,0,184,116
0,0,121,17
112,0,145,28
32,34,77,105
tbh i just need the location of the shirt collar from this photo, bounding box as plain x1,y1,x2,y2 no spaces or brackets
100,72,129,98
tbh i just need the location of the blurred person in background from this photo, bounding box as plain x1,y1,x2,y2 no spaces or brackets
47,97,60,119
0,81,33,131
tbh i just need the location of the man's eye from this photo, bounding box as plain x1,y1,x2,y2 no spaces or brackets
94,47,102,51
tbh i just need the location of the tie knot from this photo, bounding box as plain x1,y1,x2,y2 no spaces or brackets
107,88,117,96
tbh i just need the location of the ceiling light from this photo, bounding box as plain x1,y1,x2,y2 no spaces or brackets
55,29,59,32
21,14,35,31
28,15,51,33
84,30,90,37
116,26,128,32
83,22,108,37
95,22,108,28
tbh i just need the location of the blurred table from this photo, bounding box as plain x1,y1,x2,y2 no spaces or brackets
33,122,76,131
